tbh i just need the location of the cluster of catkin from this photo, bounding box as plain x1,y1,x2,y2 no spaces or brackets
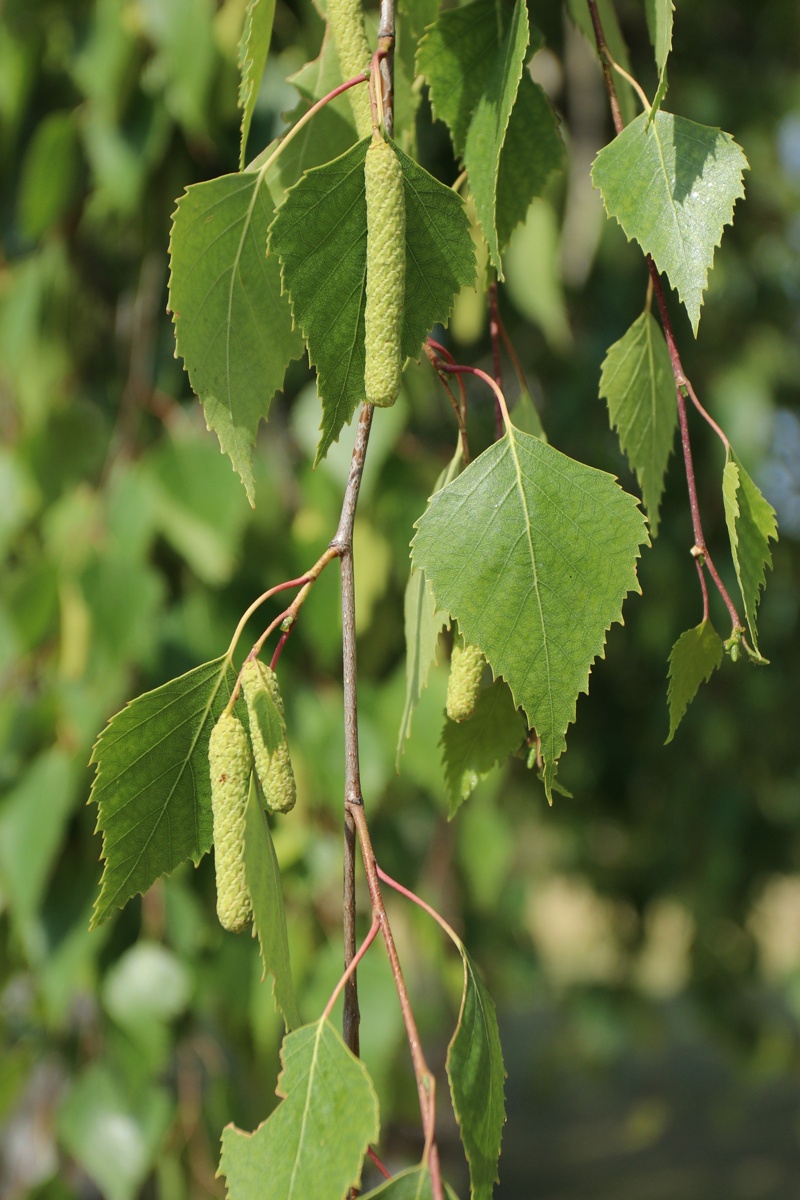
208,661,296,933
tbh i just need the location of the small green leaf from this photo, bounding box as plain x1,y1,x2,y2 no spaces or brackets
592,111,748,334
89,656,236,927
412,426,648,796
442,681,526,816
666,620,723,742
169,172,303,503
722,452,778,652
244,779,302,1030
418,0,562,267
645,0,674,75
219,1019,379,1200
397,449,461,769
270,139,474,464
238,0,276,168
362,1165,460,1199
599,310,676,535
447,941,506,1200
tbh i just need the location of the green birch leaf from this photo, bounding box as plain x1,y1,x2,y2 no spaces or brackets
722,452,778,653
412,426,648,796
89,656,237,927
418,1,560,267
396,448,462,769
442,680,527,816
168,172,304,504
362,1165,460,1199
219,1019,379,1200
599,310,676,535
244,779,301,1031
666,620,723,742
645,0,674,74
238,0,276,168
447,940,506,1200
591,111,748,334
270,139,474,464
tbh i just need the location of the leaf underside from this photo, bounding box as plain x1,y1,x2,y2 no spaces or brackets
592,110,748,334
442,680,527,816
666,619,723,742
599,309,676,535
169,173,304,503
722,451,778,652
412,425,649,796
219,1020,379,1200
89,656,236,927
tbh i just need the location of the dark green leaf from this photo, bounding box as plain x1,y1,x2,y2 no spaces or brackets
599,310,676,535
442,681,526,816
592,111,748,334
362,1165,460,1199
220,1019,379,1200
270,139,474,464
169,172,303,503
89,656,236,927
413,426,648,796
722,451,778,653
666,620,723,742
238,0,276,168
495,75,564,253
244,778,302,1030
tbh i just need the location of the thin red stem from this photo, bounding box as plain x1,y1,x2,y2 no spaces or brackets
322,917,380,1024
367,1147,392,1181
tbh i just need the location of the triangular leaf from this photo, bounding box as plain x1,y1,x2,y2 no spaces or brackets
419,1,561,267
169,172,304,503
666,620,723,742
89,656,236,927
244,779,302,1030
270,139,474,464
412,426,648,796
592,111,748,334
397,448,462,769
362,1165,459,1199
238,0,276,168
442,681,526,816
447,941,506,1200
599,310,676,535
219,1019,379,1200
722,452,777,652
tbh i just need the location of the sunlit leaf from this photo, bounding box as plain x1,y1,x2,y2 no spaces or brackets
238,0,276,168
413,425,648,795
89,656,236,927
666,619,723,742
599,310,676,535
722,451,778,653
244,778,302,1030
592,111,748,334
169,172,303,503
219,1019,379,1200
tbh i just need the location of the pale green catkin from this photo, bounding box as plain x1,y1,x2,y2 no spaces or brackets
241,659,297,814
209,712,253,933
326,0,372,139
446,642,486,723
364,135,405,407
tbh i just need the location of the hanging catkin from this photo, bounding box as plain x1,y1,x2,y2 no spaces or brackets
364,135,405,408
209,712,253,932
241,659,297,814
446,642,486,722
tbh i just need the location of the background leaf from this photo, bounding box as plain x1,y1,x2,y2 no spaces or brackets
169,172,303,502
244,778,302,1030
666,620,724,742
270,139,474,464
412,426,648,795
722,452,778,652
592,111,748,334
219,1019,379,1200
238,0,276,169
599,310,676,535
447,940,506,1200
645,0,675,73
362,1165,459,1199
442,680,527,816
89,656,236,927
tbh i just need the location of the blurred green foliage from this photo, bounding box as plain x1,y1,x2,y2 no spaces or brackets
1,0,799,1196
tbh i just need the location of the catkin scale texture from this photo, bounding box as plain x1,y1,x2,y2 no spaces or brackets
446,642,486,722
209,713,253,933
364,136,405,408
326,0,372,139
241,660,297,814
